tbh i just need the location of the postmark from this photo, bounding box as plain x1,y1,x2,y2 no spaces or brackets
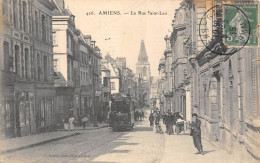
198,3,258,55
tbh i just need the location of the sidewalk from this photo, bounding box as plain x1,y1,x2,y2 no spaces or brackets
159,132,258,163
0,122,108,154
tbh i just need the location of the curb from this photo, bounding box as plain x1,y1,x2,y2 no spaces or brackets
1,132,81,154
57,125,109,131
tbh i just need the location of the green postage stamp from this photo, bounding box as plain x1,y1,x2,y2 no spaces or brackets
223,4,258,47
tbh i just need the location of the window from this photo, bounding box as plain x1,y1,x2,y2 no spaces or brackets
103,77,109,87
80,71,82,80
25,48,29,79
53,32,57,46
43,56,47,81
23,2,27,32
21,48,24,78
35,11,38,38
111,82,115,90
67,57,70,80
42,15,46,41
143,67,147,76
15,45,19,74
13,0,18,28
53,59,58,72
3,41,11,71
2,0,7,17
40,99,45,127
37,53,41,81
4,98,11,127
19,0,22,30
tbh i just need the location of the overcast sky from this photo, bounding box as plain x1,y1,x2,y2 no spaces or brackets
65,0,182,76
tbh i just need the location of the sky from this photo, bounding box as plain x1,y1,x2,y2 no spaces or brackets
65,0,182,76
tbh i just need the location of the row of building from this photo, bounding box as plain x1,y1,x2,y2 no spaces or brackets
0,0,148,138
157,0,260,159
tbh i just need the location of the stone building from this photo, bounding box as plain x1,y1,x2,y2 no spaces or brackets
163,35,174,113
101,61,111,122
136,40,151,107
169,0,260,159
78,33,92,117
0,0,57,137
170,1,191,121
157,57,166,112
52,0,80,125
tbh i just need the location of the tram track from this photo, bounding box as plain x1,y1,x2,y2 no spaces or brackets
29,129,126,163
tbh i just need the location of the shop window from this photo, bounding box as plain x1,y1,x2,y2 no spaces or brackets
25,103,30,125
40,99,45,127
5,101,11,127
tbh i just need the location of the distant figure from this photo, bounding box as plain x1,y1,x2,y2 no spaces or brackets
154,113,163,134
190,113,204,155
82,115,88,130
140,111,144,121
69,117,75,131
149,112,154,127
79,113,83,126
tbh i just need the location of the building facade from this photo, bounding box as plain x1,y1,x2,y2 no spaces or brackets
0,0,57,137
169,0,260,159
101,61,111,122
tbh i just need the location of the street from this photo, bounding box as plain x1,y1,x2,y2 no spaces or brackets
0,108,256,163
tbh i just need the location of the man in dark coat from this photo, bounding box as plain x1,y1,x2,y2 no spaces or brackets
190,113,204,155
149,112,154,127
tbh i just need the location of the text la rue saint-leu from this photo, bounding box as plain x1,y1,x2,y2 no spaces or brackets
86,11,167,16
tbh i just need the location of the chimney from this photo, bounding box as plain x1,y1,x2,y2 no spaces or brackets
83,35,92,46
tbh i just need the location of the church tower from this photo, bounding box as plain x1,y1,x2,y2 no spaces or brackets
136,40,151,105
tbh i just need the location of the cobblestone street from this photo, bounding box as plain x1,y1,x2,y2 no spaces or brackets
0,108,256,163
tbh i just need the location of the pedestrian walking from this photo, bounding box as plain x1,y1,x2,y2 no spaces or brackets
190,113,204,155
69,116,75,131
154,113,163,134
168,112,174,135
82,115,88,130
149,111,154,127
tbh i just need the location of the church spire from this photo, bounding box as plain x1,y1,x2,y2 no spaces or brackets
138,40,148,63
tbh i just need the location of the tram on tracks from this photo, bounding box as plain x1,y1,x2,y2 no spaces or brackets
108,93,135,131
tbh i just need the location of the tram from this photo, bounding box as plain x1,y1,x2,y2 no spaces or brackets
108,93,135,131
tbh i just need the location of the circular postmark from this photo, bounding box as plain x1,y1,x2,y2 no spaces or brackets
198,4,252,55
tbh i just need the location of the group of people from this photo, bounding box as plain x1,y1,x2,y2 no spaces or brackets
163,111,186,135
149,110,164,134
134,111,144,121
148,109,204,155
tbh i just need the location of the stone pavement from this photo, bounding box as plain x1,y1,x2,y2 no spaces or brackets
0,122,108,154
159,128,258,163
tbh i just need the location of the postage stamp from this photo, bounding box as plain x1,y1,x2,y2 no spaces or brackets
223,4,258,47
198,3,259,55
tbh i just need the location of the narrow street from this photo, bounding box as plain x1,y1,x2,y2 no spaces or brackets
0,108,256,163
